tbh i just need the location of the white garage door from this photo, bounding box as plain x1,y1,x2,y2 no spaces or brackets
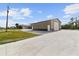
54,22,59,31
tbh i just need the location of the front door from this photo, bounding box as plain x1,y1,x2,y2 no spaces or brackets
47,25,50,31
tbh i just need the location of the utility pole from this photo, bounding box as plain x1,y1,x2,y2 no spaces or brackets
5,6,9,32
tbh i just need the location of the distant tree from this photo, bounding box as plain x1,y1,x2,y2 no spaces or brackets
15,23,19,29
15,23,22,29
70,17,74,23
75,17,78,29
62,16,79,29
18,25,22,29
70,17,75,29
61,24,72,29
9,26,16,29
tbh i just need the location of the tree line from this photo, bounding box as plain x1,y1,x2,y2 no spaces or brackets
61,16,79,29
0,23,22,29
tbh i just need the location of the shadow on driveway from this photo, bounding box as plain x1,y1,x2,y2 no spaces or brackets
21,29,52,35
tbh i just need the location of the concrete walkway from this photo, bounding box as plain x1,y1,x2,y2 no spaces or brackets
0,30,79,56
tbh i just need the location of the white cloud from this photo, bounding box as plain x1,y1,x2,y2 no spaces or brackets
9,9,18,16
0,8,33,27
0,8,18,16
21,8,32,16
0,8,32,19
63,15,71,18
0,11,6,16
64,4,79,14
0,19,16,27
13,16,25,20
47,15,53,19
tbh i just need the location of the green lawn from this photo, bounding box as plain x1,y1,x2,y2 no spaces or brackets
0,31,37,44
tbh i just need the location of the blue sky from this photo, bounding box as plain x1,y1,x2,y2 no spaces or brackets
0,3,79,27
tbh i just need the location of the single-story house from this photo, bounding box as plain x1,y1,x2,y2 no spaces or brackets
21,25,32,29
31,18,61,31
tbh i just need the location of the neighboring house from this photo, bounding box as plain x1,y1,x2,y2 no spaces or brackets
21,25,32,29
31,18,61,31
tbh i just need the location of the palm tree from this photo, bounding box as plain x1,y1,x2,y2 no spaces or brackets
15,23,19,29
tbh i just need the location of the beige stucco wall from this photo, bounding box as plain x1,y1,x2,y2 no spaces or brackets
32,20,51,30
51,19,61,30
50,20,54,30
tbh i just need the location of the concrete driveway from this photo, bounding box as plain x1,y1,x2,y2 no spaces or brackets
0,30,79,56
21,29,51,35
